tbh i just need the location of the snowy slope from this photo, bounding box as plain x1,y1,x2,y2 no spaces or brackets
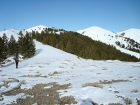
0,25,140,104
0,40,140,105
117,28,140,43
26,25,48,33
0,29,26,40
77,26,140,58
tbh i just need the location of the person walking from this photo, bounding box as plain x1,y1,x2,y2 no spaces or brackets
13,52,19,68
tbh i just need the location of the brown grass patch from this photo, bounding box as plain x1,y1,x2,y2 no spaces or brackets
6,82,77,105
82,82,103,89
131,89,139,93
108,103,122,105
20,74,47,78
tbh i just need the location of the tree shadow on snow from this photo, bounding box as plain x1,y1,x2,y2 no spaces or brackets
81,98,97,105
34,49,42,56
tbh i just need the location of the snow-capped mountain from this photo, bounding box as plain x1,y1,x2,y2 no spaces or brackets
77,26,140,58
117,28,140,43
26,25,48,33
0,25,61,40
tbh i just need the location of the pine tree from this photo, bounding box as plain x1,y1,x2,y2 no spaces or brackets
65,40,74,53
8,35,17,55
21,32,36,58
31,30,36,39
2,33,9,59
18,31,24,55
0,37,4,62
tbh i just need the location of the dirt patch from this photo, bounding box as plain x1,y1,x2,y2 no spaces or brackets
5,82,77,105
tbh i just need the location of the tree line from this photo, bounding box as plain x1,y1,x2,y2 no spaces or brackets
0,31,36,63
115,37,140,54
31,28,140,62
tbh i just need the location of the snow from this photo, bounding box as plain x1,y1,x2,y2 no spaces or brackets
0,25,140,104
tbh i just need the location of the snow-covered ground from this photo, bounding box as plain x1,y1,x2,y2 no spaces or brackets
0,40,140,105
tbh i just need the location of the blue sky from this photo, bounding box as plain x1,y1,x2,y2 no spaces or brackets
0,0,140,32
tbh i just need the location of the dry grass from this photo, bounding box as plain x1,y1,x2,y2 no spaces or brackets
48,71,62,76
128,76,133,78
82,82,103,89
38,66,43,68
131,89,139,93
6,82,77,105
91,101,98,105
83,79,129,89
102,67,107,70
114,90,119,93
29,66,35,68
20,74,47,78
124,97,132,104
116,95,132,105
59,66,64,68
99,79,129,84
108,103,122,105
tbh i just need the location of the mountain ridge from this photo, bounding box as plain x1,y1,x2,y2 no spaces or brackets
0,25,140,58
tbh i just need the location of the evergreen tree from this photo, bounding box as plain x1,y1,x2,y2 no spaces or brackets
0,37,4,62
18,30,24,54
2,33,9,59
21,32,36,58
8,35,17,55
31,30,36,39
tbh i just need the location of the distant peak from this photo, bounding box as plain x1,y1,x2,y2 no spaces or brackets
30,25,48,29
87,26,103,29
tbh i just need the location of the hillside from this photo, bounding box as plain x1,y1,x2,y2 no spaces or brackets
77,26,140,58
0,40,140,105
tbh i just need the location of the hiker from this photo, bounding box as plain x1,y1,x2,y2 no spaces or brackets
13,52,19,68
